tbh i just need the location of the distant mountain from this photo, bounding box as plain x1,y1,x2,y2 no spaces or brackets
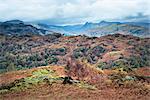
0,20,55,35
85,23,149,37
124,22,150,28
35,21,149,37
4,20,24,24
0,20,149,37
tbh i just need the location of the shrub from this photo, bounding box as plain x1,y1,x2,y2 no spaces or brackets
112,59,133,72
89,45,106,57
58,48,66,53
49,47,67,56
73,47,88,59
127,56,144,68
97,62,107,70
87,54,98,64
6,63,16,72
48,56,59,64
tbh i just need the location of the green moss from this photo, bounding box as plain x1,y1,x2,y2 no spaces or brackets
76,82,96,90
0,89,9,94
0,69,61,93
108,51,122,56
32,69,52,75
24,77,39,85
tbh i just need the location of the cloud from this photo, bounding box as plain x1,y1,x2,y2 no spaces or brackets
0,0,149,25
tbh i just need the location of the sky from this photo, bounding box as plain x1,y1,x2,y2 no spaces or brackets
0,0,149,25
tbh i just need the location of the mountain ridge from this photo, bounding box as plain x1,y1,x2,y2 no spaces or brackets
0,20,149,37
35,20,150,37
0,20,55,36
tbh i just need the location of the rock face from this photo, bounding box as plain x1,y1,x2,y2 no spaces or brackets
0,20,47,35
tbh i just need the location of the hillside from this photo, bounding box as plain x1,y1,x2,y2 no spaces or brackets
0,65,149,100
0,33,150,73
0,20,55,35
0,0,149,99
0,33,150,99
86,23,149,37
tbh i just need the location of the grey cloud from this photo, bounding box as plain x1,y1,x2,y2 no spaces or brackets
0,0,149,25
